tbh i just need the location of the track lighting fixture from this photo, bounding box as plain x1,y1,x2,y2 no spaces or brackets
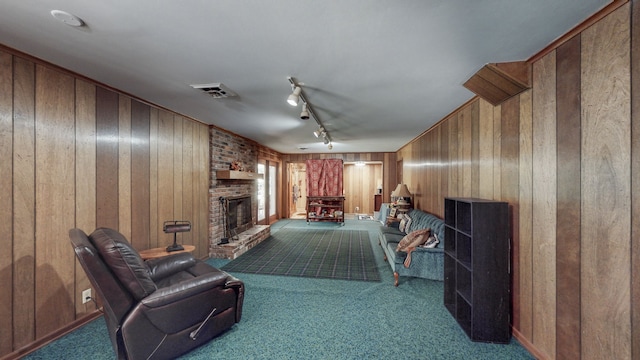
287,76,333,146
300,104,310,120
328,143,333,150
287,86,302,106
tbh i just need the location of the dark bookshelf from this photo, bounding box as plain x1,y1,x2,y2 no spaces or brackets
443,197,510,343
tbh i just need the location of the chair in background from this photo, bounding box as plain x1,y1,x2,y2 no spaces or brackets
69,227,244,360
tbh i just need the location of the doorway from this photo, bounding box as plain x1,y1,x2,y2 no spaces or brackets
287,162,307,219
257,159,280,225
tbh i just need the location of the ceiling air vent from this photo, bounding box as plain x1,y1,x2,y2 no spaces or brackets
190,83,237,98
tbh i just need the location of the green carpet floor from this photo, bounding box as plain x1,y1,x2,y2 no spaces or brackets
221,228,380,281
24,219,534,360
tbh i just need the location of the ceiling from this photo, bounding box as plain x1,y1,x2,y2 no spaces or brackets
0,0,610,154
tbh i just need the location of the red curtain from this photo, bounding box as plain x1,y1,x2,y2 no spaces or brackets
305,159,343,196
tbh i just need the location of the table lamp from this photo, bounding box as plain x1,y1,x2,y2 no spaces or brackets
163,220,191,252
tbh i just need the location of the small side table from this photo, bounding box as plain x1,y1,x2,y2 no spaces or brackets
139,245,195,260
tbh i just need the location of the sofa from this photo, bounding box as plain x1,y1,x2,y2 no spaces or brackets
378,208,445,286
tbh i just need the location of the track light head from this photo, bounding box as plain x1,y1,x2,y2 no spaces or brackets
323,136,330,145
328,143,333,150
300,104,310,120
287,86,302,106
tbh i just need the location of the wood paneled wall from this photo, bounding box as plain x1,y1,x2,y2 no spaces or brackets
0,49,210,357
397,4,636,359
343,163,383,214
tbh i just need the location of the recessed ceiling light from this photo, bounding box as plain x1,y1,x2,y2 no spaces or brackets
50,10,84,27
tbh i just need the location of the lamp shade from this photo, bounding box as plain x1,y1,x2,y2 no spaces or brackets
391,184,400,197
394,184,412,199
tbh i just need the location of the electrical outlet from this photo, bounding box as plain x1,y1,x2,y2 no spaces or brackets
82,288,91,304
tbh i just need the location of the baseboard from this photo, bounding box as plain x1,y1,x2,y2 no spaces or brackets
512,326,548,360
1,310,103,360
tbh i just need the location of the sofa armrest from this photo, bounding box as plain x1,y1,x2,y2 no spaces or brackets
145,252,196,281
410,246,444,253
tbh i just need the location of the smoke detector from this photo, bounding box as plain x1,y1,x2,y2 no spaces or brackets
190,83,237,98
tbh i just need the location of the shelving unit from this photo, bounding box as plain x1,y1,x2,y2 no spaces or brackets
443,197,510,343
306,196,345,225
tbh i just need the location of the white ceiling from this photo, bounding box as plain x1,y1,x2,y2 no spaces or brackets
0,0,609,153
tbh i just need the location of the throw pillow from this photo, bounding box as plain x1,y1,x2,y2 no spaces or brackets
396,227,431,252
422,232,440,248
398,214,407,232
404,216,413,234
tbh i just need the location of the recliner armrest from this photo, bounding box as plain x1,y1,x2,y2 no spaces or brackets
141,271,230,308
146,252,196,282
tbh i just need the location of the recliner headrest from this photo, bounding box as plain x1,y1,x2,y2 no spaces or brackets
90,228,157,300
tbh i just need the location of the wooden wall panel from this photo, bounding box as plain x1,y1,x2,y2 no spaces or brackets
182,119,194,251
198,125,210,255
439,120,449,215
0,50,13,355
157,110,174,248
432,127,443,214
149,108,159,248
173,116,183,224
531,51,557,359
12,56,36,348
74,79,97,316
118,95,132,242
448,114,459,198
631,0,640,357
96,87,119,229
131,100,150,250
501,94,521,351
385,152,397,204
34,65,76,337
191,123,201,255
581,6,631,359
459,106,472,197
478,99,495,199
518,89,533,337
500,96,520,206
470,101,480,198
555,34,582,360
492,105,502,199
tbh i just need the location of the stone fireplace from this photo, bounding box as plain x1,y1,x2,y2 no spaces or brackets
208,128,271,259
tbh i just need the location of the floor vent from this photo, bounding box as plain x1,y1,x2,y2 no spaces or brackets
190,83,237,98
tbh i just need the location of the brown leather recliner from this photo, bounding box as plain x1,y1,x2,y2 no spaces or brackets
69,227,244,360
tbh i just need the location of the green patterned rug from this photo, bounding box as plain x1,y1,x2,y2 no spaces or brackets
221,228,381,282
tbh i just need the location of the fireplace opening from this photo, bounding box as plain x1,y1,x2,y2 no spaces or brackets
224,195,253,240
